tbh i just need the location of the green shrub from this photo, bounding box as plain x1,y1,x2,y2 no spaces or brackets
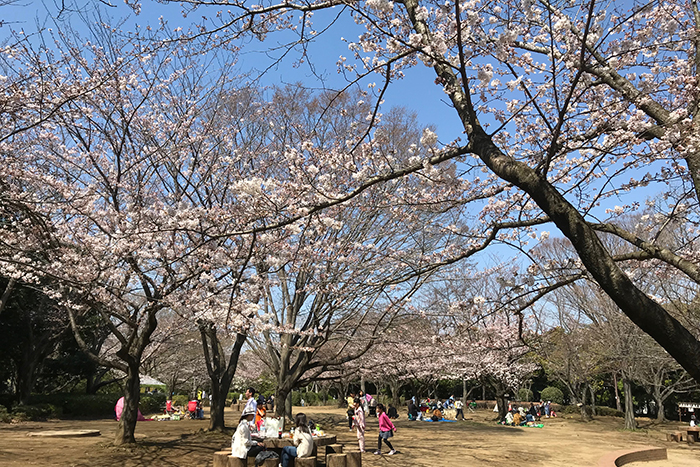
0,394,15,411
0,405,12,423
595,406,624,417
10,403,62,421
140,393,167,414
540,387,565,405
561,404,580,415
172,395,189,407
29,394,117,417
517,388,533,402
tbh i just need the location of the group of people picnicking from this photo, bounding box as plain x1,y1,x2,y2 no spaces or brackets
406,395,476,421
231,387,559,464
500,401,556,427
231,387,310,467
232,387,317,467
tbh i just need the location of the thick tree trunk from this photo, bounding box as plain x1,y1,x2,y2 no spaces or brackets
653,388,666,422
115,364,140,445
613,373,623,412
209,384,228,431
198,320,246,432
623,378,636,430
0,278,16,317
286,391,292,421
389,380,401,407
579,386,593,421
589,384,596,416
274,387,289,419
337,382,347,408
16,352,39,405
495,392,508,421
493,381,508,421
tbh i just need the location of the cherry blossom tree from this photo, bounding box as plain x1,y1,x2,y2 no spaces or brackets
244,88,466,419
149,0,700,384
0,26,273,442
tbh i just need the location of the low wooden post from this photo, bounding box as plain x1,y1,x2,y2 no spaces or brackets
326,453,347,467
345,450,362,467
226,455,248,467
326,444,343,465
260,458,279,467
213,451,231,467
294,456,317,467
326,444,344,455
226,456,246,467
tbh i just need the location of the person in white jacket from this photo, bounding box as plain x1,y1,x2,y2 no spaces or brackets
232,407,265,459
280,413,314,467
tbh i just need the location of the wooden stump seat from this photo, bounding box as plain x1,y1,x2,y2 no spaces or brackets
213,450,231,467
293,456,317,467
326,453,347,467
345,450,362,467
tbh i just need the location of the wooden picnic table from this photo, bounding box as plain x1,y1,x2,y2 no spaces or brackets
256,434,337,449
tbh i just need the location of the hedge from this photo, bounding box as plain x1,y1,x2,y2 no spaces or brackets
540,387,565,405
140,393,167,414
173,394,189,407
0,405,12,423
517,388,533,402
28,394,117,417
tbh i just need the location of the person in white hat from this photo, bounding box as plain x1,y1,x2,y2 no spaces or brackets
232,406,265,459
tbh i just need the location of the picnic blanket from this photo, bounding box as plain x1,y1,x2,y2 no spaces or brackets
423,418,457,422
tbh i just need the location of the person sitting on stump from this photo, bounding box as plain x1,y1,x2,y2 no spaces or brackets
281,413,314,467
231,407,265,460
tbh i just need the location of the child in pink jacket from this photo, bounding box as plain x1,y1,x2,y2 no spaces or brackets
352,398,366,452
374,403,397,455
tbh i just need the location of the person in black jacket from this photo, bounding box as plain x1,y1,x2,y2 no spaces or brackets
387,404,399,419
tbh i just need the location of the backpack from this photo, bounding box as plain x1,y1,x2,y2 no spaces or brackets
255,450,279,466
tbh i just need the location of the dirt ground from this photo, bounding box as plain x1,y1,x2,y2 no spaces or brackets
0,405,698,466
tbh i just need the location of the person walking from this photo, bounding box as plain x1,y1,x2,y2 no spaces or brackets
455,398,465,420
374,403,397,456
346,393,355,430
352,398,366,452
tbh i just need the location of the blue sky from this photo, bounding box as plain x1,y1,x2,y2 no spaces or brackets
1,0,466,139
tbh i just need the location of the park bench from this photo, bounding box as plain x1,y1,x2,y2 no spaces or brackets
686,426,700,443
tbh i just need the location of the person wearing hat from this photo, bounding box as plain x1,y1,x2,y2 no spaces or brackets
232,406,265,459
